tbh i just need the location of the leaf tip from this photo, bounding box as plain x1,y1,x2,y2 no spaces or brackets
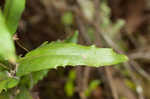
124,55,129,62
117,54,128,64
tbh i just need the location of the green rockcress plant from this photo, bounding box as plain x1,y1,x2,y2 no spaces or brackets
0,0,128,98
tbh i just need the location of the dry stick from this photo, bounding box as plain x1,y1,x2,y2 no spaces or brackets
114,77,137,99
130,60,150,81
105,67,119,99
97,68,113,99
76,67,84,97
124,63,144,99
126,33,139,48
129,51,150,60
129,50,150,79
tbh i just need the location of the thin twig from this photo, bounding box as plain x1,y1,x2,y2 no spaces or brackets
16,41,29,52
129,51,150,60
105,67,119,99
124,63,144,99
130,60,150,81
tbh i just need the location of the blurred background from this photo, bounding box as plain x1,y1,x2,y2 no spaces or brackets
1,0,150,99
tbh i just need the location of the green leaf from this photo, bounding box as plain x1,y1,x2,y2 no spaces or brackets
4,0,25,35
0,11,16,62
15,87,33,99
65,70,76,97
0,71,19,93
16,42,128,76
65,80,75,97
85,80,100,97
